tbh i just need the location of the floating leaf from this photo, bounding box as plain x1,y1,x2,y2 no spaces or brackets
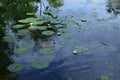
25,17,36,22
39,48,54,55
105,46,117,52
16,29,29,36
22,42,30,47
37,26,47,30
73,46,88,53
29,26,39,30
55,24,65,28
32,60,49,69
7,63,24,72
58,40,76,45
3,36,16,42
100,75,111,80
12,25,24,29
36,14,52,21
18,19,30,23
26,13,35,16
13,48,28,55
18,17,36,23
42,30,54,36
57,28,66,32
32,21,45,25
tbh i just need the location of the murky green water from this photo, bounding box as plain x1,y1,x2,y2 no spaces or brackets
0,0,120,80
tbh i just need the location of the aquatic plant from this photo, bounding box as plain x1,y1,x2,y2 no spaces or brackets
73,46,88,53
13,48,28,55
3,36,16,42
7,63,24,72
32,60,49,69
16,29,29,36
42,30,55,36
100,75,111,80
39,48,54,55
105,45,117,52
12,24,24,29
26,12,35,16
22,42,30,47
58,39,76,45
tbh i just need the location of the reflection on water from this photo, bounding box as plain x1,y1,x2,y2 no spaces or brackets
0,0,120,80
107,0,120,16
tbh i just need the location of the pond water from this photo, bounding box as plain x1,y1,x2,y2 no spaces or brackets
0,0,120,80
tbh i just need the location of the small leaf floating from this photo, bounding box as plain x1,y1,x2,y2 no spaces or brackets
12,25,24,29
7,63,24,72
105,46,117,52
3,36,16,42
16,29,29,36
39,48,54,55
32,60,49,69
42,30,54,36
100,75,111,80
13,48,28,55
73,46,88,53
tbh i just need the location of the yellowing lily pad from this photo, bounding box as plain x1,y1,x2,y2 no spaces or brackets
39,48,54,55
32,60,49,69
13,48,28,55
7,63,24,72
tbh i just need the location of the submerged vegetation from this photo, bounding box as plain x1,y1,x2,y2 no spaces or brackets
1,0,120,80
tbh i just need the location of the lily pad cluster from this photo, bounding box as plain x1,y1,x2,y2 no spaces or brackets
12,13,67,37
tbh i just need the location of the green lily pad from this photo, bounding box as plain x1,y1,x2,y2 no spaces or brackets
42,30,54,36
29,26,39,30
100,75,111,80
26,13,35,16
55,24,65,28
37,26,47,30
58,40,76,45
22,42,30,47
36,14,52,21
18,18,36,23
13,48,28,55
7,63,24,72
16,29,29,36
32,60,49,69
3,36,16,42
39,48,54,55
25,17,36,22
73,46,88,53
58,28,66,32
105,46,117,52
32,21,45,25
12,25,24,29
18,19,30,23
